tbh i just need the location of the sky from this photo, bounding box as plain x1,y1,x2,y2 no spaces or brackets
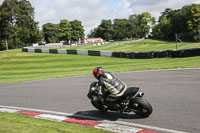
1,0,200,36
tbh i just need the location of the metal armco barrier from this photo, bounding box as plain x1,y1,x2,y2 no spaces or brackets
22,47,200,59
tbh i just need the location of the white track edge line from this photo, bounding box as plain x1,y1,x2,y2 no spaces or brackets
0,105,188,133
0,105,102,120
111,121,188,133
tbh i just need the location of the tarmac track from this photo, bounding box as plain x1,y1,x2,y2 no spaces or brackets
0,68,200,133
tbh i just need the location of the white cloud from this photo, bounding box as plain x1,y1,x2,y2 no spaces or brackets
113,0,200,20
0,0,112,36
111,0,132,19
28,0,111,35
1,0,200,36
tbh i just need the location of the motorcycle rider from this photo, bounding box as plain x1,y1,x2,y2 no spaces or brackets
93,66,128,113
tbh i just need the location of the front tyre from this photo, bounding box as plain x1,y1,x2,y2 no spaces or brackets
130,97,153,117
91,101,108,112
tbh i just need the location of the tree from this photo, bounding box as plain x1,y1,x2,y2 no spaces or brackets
99,20,113,41
88,19,113,41
58,19,72,42
17,0,40,47
0,0,19,50
42,23,59,43
70,20,84,41
88,12,155,41
161,8,174,19
129,14,141,38
95,19,113,40
152,16,171,39
0,0,40,50
151,4,200,41
186,4,200,41
88,28,98,38
136,12,155,38
42,19,84,43
113,19,128,40
152,8,180,40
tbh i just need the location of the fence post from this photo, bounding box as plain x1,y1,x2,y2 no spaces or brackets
199,30,200,42
175,33,178,50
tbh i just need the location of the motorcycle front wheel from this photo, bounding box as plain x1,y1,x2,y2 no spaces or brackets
91,100,108,112
130,97,153,117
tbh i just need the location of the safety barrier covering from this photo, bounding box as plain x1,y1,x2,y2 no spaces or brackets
22,47,200,59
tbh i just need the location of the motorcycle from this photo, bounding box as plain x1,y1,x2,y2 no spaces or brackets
87,82,153,117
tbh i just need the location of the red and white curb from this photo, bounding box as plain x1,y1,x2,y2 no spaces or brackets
0,106,187,133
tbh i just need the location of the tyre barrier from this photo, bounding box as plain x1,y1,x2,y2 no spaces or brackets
22,47,200,59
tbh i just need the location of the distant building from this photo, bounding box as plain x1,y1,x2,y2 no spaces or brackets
82,38,103,44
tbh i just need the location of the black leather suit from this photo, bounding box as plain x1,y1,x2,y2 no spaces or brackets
98,72,127,97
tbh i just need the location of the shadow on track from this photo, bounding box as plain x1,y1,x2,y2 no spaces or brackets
73,110,144,121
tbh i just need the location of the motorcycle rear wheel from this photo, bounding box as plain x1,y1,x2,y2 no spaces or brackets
130,97,152,117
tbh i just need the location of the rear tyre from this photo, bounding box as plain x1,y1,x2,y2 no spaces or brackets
130,97,152,117
91,101,108,112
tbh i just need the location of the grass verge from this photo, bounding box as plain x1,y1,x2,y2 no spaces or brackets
0,39,200,133
0,112,111,133
60,39,200,52
0,49,200,84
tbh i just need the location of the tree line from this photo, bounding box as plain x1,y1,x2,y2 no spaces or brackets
0,0,199,51
42,19,84,44
0,0,84,50
89,4,200,42
152,4,200,41
88,12,155,41
0,0,40,50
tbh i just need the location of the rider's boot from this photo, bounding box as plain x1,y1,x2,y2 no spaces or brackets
118,100,129,113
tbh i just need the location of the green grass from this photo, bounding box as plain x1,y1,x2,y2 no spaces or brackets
0,48,200,84
0,39,200,133
0,112,111,133
61,39,200,52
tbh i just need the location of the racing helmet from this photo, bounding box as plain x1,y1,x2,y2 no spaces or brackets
93,67,104,79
